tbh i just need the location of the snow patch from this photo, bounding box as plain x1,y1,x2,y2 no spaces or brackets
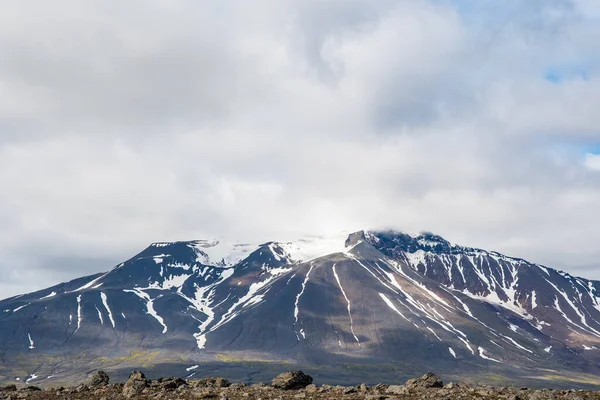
189,239,259,267
71,273,108,292
276,232,350,263
478,347,501,363
13,304,29,312
39,291,57,300
27,334,35,349
75,295,83,332
449,347,457,358
95,306,104,324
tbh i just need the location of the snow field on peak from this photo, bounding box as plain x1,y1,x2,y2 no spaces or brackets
275,232,350,263
189,239,258,267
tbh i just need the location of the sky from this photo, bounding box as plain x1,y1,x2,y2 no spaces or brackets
1,0,600,299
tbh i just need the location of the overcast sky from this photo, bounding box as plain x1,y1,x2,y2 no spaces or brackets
1,0,599,299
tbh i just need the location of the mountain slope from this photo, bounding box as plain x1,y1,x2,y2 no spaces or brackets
1,231,600,386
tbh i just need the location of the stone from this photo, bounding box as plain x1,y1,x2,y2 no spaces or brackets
386,385,408,395
20,387,41,392
318,384,333,393
373,383,389,393
122,370,149,398
189,377,230,388
271,371,313,390
342,386,357,394
405,372,443,388
89,370,110,387
305,384,317,393
160,377,186,390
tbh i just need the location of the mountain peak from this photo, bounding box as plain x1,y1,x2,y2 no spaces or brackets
365,230,473,255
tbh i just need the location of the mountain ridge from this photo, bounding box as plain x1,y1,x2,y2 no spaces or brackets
2,229,600,387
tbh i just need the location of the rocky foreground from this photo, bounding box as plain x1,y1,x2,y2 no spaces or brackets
1,371,599,400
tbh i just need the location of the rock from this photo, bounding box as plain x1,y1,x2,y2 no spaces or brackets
305,384,317,394
189,377,230,388
1,386,17,392
529,389,557,400
342,386,357,394
405,372,443,388
159,377,186,390
89,370,110,387
444,382,459,390
193,388,218,398
386,385,408,395
122,370,149,398
271,371,313,390
20,387,41,392
75,384,89,393
318,384,333,393
228,383,247,390
373,383,389,393
358,383,369,392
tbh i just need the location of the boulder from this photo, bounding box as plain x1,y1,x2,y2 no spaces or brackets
122,370,148,398
89,370,110,387
188,377,230,388
271,371,313,390
158,377,186,390
21,387,41,392
305,384,317,393
386,385,409,395
405,372,443,388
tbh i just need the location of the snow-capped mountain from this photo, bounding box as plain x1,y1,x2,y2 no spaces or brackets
2,230,600,386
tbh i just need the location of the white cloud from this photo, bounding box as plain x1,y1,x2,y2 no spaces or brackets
0,0,599,298
584,153,600,171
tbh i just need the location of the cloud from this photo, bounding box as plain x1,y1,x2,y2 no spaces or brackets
584,153,600,171
0,0,599,298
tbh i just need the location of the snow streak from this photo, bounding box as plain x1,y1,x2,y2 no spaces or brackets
100,292,116,328
27,334,35,349
333,264,360,347
124,289,168,334
293,264,314,340
75,295,82,332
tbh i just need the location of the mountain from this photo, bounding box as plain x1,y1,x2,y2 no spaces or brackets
2,231,600,387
